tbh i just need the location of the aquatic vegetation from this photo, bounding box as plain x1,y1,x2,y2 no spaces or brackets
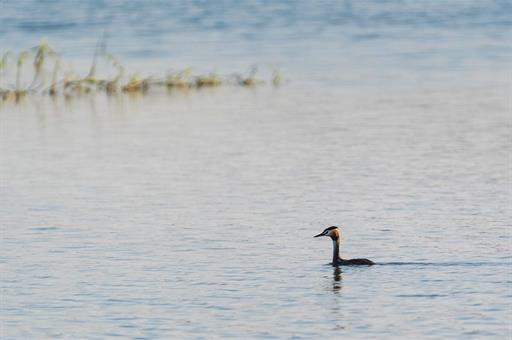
195,73,222,87
30,38,56,88
270,66,282,86
0,39,284,103
47,60,60,96
122,74,149,93
234,66,263,87
165,68,193,88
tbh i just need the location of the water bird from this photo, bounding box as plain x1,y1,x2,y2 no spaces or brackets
314,226,374,266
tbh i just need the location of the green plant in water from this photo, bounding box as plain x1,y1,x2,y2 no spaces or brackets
166,68,193,88
103,65,124,95
196,73,222,87
0,52,13,84
103,54,124,94
15,51,31,99
236,65,262,87
122,73,148,93
270,66,282,86
48,59,60,96
0,52,13,99
1,37,285,103
30,38,56,88
85,33,107,82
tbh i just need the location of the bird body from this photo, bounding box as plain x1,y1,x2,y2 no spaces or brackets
314,226,374,266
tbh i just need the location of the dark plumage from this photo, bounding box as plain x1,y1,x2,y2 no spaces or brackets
336,258,375,266
314,226,374,266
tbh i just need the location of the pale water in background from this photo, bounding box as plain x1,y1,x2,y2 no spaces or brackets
1,1,511,338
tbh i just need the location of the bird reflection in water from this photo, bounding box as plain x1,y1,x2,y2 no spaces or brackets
332,266,343,294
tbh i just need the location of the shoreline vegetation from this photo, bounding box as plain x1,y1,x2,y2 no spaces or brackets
0,38,283,103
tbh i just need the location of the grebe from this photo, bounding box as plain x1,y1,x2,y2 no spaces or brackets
314,226,374,266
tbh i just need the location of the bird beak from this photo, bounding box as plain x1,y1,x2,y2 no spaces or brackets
314,232,325,238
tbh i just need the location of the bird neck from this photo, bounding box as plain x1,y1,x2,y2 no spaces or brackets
332,237,340,263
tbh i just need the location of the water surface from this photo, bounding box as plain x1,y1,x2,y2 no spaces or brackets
1,1,511,338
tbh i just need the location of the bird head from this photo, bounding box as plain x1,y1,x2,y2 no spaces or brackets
314,226,340,240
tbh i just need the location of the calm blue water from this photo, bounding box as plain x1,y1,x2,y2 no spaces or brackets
1,1,511,339
1,0,511,81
